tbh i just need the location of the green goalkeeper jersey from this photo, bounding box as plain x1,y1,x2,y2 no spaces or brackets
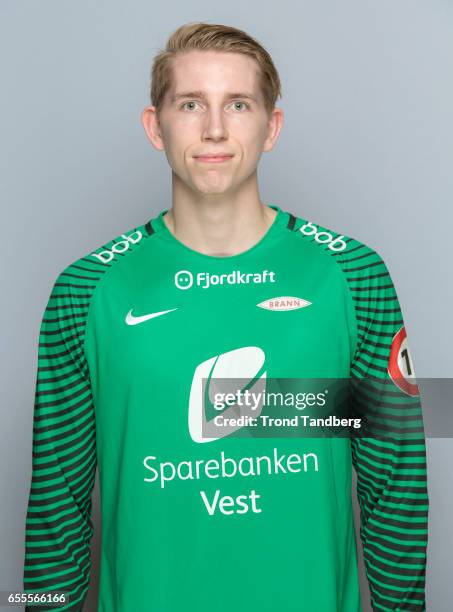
23,204,428,611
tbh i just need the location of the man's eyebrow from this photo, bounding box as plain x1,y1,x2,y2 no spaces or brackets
170,91,258,102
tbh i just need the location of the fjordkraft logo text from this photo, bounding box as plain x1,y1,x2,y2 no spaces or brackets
175,269,276,290
91,231,143,264
299,221,347,252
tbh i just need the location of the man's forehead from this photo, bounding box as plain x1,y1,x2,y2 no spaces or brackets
170,50,260,87
163,51,263,106
172,48,256,68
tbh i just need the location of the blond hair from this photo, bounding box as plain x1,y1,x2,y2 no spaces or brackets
149,22,282,118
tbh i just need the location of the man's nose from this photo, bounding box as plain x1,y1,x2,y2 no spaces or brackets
202,108,228,140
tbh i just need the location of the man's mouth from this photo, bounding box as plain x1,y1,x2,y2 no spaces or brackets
193,155,234,164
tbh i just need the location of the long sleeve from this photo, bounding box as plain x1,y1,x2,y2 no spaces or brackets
346,250,429,611
23,268,98,611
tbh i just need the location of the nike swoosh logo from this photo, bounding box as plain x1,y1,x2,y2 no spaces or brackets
125,307,178,326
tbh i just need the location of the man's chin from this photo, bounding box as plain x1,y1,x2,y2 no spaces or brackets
192,181,235,197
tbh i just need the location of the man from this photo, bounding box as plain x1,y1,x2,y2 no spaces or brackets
23,22,428,612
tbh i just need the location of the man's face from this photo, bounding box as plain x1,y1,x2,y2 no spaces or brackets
143,50,282,197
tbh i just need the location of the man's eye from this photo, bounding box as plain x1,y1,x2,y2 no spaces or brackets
232,101,249,111
181,101,199,111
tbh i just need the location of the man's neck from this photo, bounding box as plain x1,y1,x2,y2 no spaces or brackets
163,189,277,257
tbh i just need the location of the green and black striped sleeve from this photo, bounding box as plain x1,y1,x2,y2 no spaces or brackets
23,262,101,611
23,225,149,611
342,247,429,611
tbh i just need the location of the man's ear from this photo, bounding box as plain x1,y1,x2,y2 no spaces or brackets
262,107,284,153
141,105,165,151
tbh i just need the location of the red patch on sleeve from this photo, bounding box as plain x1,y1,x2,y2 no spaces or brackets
388,325,420,396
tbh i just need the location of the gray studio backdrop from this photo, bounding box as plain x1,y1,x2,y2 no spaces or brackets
1,1,452,610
